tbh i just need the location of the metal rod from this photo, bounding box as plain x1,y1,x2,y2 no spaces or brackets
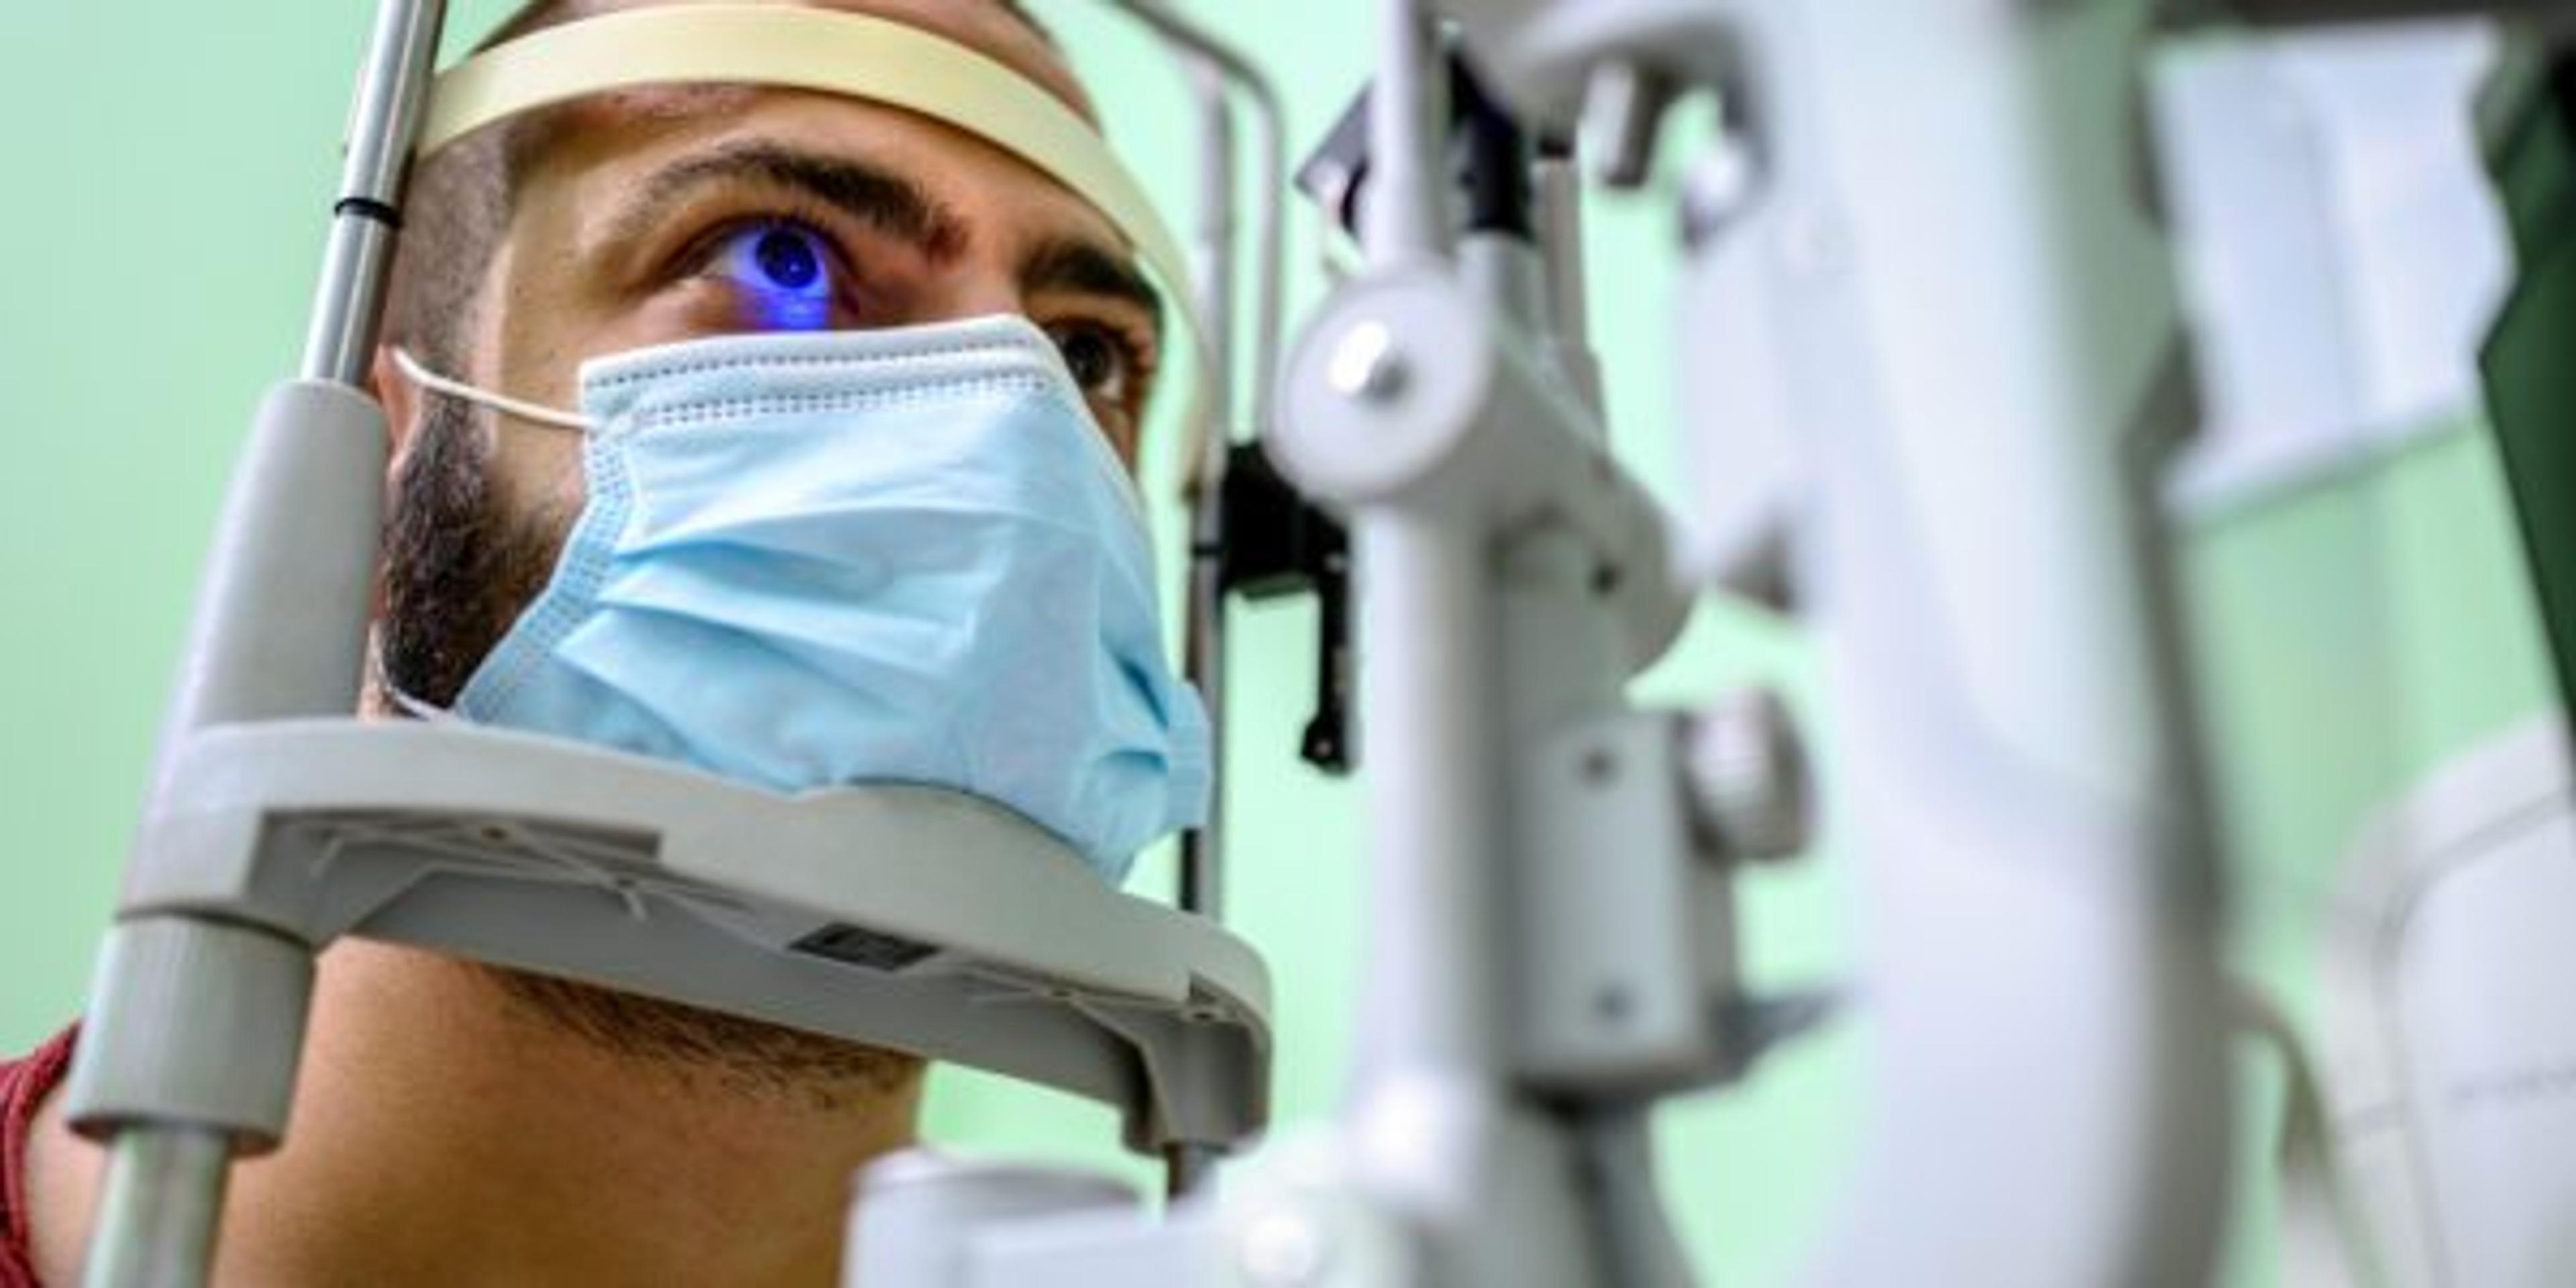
1097,0,1289,422
301,0,447,386
1161,1143,1223,1203
1184,52,1240,445
1573,1105,1692,1288
1534,155,1592,356
1350,513,1501,1081
83,1127,234,1288
1178,50,1237,931
1531,152,1608,425
83,6,450,1284
1097,3,1298,1200
303,218,402,390
1366,0,1449,266
1101,0,1291,942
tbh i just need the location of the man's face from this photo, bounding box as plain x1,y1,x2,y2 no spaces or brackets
460,0,1161,540
380,0,1161,708
371,0,1152,1088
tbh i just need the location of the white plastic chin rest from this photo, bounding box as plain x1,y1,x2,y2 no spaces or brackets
107,718,1271,1155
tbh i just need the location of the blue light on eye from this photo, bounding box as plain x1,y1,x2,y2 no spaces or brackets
718,223,833,331
755,228,820,291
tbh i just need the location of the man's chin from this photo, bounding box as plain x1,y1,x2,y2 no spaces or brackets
476,963,924,1109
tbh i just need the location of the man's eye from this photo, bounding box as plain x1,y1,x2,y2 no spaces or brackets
707,221,839,330
1049,323,1138,405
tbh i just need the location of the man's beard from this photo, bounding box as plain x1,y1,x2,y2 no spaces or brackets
378,386,922,1108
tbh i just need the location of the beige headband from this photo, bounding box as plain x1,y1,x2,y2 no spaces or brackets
419,3,1208,420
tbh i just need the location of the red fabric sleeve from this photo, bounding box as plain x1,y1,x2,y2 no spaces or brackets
1,1029,78,1288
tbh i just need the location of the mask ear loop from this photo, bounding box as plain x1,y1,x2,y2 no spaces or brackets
390,345,597,432
379,674,468,724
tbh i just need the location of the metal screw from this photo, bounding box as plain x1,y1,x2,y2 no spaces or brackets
1327,320,1408,402
1680,136,1761,252
1594,985,1634,1025
1682,689,1812,863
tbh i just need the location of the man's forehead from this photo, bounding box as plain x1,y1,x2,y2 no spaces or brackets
496,0,1123,252
547,0,1096,123
480,0,1171,343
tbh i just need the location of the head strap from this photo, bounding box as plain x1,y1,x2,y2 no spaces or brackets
419,3,1208,419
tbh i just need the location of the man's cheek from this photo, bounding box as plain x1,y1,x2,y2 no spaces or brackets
490,427,590,537
509,481,588,590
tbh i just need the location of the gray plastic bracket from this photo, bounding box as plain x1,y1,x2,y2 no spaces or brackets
64,918,315,1151
112,718,1274,1155
152,380,386,742
1509,709,1735,1095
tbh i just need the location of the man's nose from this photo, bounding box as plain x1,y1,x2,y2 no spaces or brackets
909,264,1031,327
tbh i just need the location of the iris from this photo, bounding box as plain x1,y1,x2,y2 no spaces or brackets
754,227,821,292
714,222,835,331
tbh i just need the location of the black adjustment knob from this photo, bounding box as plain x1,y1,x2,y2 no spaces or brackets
1220,442,1354,775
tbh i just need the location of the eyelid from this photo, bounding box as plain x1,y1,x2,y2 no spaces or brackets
653,181,892,294
1046,313,1159,387
665,213,874,336
676,213,849,284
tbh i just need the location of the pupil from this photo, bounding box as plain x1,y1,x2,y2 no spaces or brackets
1063,333,1110,386
755,229,820,291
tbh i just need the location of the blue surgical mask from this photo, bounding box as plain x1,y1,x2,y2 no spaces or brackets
390,315,1211,884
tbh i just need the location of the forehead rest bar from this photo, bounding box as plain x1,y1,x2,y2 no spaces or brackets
417,3,1209,417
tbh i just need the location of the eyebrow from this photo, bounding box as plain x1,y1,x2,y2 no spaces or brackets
1020,236,1166,343
606,142,971,264
607,139,1165,342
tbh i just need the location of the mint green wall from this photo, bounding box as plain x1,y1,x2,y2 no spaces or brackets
0,3,2556,1283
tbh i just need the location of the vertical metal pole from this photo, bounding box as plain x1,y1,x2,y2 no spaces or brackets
303,0,446,388
1533,155,1591,352
1572,1105,1692,1288
1530,150,1607,421
1106,0,1292,1200
151,0,443,753
1093,3,1287,420
83,1130,235,1288
1366,0,1448,266
1105,0,1289,938
1350,515,1501,1082
85,4,447,1285
1179,52,1238,933
1160,1143,1223,1204
1171,53,1238,1207
1240,70,1286,433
